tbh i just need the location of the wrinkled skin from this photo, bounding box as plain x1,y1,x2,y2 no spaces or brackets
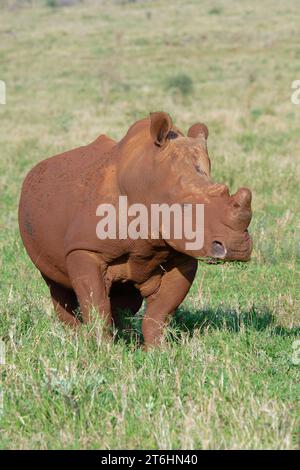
19,112,252,349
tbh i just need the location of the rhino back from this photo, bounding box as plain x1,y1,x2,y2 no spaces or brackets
19,135,116,284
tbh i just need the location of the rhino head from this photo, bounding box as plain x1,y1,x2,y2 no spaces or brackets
117,112,253,262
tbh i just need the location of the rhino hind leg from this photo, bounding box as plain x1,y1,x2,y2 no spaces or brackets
42,274,81,327
66,250,113,330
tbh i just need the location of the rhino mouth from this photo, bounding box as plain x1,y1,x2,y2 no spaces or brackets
226,231,253,261
207,230,252,262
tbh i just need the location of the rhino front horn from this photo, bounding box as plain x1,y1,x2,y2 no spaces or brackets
232,187,252,210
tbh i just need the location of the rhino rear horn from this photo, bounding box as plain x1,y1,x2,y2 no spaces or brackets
207,183,229,197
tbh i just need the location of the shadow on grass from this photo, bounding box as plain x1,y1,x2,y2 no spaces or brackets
114,305,300,345
172,306,300,338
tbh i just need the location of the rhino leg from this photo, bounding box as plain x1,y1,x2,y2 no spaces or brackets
142,256,197,350
66,250,112,330
42,274,81,327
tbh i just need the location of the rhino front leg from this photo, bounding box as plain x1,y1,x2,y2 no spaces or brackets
142,256,197,350
66,250,112,330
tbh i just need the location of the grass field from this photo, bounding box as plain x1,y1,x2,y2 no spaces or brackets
0,0,299,449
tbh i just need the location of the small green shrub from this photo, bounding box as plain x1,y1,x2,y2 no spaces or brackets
165,73,194,96
45,0,57,6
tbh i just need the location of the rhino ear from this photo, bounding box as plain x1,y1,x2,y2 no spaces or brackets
150,112,173,146
187,123,209,140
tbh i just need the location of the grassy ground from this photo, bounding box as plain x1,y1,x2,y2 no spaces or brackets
0,0,299,449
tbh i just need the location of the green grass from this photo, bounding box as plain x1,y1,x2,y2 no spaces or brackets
0,0,299,449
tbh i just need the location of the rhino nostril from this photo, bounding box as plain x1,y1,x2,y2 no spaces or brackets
211,240,227,259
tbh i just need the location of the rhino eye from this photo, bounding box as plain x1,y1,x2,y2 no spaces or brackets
167,130,178,140
195,164,204,175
